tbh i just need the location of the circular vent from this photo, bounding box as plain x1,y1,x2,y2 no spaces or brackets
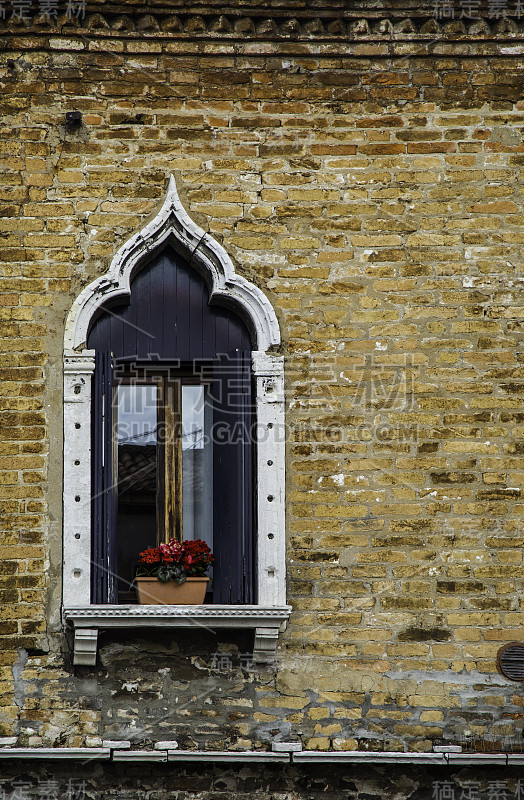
497,643,524,681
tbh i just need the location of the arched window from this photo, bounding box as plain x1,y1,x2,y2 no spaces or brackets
62,177,289,665
87,247,254,605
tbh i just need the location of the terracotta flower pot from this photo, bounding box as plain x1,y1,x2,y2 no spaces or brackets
135,577,209,605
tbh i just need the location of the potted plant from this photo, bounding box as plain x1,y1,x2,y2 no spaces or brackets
134,538,214,605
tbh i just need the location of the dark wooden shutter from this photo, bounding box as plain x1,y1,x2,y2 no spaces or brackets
87,248,252,361
91,351,118,604
212,351,254,604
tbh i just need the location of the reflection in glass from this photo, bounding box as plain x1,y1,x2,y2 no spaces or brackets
116,385,158,594
182,385,213,554
114,382,214,599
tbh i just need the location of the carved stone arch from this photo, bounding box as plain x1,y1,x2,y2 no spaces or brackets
64,175,281,353
62,176,289,667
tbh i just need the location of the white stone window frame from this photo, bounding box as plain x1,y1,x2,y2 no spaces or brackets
62,176,290,666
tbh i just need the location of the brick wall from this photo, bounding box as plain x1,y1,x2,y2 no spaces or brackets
1,3,524,751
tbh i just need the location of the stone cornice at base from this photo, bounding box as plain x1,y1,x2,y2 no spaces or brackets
293,752,524,765
0,748,523,764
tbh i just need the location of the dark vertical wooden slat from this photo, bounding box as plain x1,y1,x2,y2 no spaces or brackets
87,247,253,362
177,257,191,361
91,352,103,603
124,272,138,359
92,352,117,604
188,265,204,360
234,315,252,351
103,354,118,603
135,261,151,360
88,322,98,352
110,304,125,364
214,313,229,357
241,349,254,603
212,350,254,604
225,318,232,354
212,352,236,603
202,279,214,357
173,253,180,359
87,315,107,354
148,253,165,360
162,251,178,360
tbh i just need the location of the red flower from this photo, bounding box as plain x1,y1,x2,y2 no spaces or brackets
136,538,213,580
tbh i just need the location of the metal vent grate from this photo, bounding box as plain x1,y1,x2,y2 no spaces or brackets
497,643,524,681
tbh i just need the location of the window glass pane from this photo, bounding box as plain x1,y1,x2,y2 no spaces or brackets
182,385,213,553
117,385,157,445
116,385,158,594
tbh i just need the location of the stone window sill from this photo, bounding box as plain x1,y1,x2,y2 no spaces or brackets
63,605,291,666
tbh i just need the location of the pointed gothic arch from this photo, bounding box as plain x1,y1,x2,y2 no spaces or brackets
64,175,280,353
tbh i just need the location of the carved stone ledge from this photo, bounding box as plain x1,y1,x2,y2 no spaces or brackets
64,605,291,666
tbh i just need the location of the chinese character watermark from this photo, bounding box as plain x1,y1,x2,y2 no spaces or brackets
0,0,87,23
431,0,524,17
10,0,31,21
433,781,456,800
432,781,524,800
210,652,254,670
65,0,85,21
38,0,58,20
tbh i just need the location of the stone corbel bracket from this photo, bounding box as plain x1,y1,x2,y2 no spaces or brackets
64,606,291,667
64,175,281,354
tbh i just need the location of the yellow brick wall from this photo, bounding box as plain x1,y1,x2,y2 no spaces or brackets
1,8,524,751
